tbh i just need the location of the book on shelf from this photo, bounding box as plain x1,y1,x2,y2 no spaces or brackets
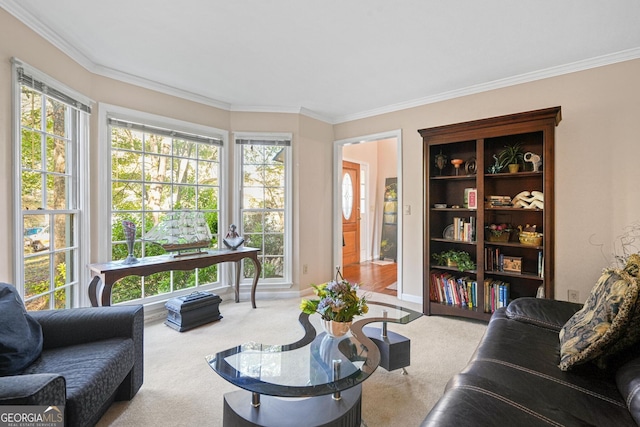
538,251,544,277
485,247,504,271
452,216,476,242
430,269,477,308
486,195,512,208
483,279,510,313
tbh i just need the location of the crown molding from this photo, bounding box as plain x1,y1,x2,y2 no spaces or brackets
91,64,232,111
229,104,334,124
332,47,640,124
2,1,96,71
5,2,639,126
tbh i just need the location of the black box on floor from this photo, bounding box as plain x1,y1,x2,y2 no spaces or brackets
165,291,222,332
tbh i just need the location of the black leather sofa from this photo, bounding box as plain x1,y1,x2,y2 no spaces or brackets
422,297,640,426
0,305,144,427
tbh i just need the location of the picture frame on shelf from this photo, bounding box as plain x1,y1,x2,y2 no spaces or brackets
503,256,522,273
464,188,477,210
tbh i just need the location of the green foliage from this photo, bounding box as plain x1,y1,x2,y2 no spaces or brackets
432,250,476,272
497,143,524,169
109,128,226,303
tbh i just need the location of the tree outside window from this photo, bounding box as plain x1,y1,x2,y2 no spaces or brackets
109,121,223,304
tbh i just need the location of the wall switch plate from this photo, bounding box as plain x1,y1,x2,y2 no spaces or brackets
568,289,579,303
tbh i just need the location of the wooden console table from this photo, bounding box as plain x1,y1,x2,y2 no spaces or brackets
87,247,261,308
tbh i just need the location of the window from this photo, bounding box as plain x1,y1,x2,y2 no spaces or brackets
13,60,91,310
235,134,292,284
108,116,225,304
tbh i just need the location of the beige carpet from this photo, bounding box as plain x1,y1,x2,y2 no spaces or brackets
97,293,486,427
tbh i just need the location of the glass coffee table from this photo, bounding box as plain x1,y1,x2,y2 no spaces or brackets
206,301,421,427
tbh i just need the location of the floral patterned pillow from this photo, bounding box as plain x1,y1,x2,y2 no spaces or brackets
595,254,640,367
559,265,639,371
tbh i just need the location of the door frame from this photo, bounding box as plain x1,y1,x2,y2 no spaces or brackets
333,129,403,295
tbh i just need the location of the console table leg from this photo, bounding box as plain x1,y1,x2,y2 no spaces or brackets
234,260,241,303
250,255,261,309
88,276,101,307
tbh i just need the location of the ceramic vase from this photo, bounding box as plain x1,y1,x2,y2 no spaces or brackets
322,319,352,338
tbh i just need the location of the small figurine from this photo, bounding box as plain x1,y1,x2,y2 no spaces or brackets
223,224,244,250
524,152,542,172
488,155,502,174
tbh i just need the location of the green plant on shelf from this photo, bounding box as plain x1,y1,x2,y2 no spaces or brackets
432,250,476,272
496,142,524,172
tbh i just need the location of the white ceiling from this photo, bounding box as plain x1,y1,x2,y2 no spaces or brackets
3,1,640,123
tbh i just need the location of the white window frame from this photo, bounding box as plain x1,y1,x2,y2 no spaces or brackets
234,132,293,287
98,104,229,306
12,58,92,308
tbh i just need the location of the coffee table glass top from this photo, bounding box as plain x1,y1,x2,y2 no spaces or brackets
206,301,421,398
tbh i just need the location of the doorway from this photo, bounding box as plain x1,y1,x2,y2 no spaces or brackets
333,130,402,297
342,160,360,266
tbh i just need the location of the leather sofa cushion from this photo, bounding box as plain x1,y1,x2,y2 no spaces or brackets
0,283,43,376
422,306,638,426
506,297,581,331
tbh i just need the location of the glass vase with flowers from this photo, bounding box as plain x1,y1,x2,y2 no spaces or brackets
300,267,369,337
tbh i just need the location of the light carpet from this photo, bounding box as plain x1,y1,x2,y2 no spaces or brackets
97,293,486,427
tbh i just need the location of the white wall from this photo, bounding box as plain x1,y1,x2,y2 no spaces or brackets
2,8,640,308
335,59,640,304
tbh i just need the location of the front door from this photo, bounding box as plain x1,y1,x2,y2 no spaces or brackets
342,161,360,266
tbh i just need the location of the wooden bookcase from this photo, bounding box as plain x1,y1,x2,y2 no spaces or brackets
419,107,561,321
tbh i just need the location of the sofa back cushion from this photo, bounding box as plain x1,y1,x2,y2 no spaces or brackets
0,283,43,376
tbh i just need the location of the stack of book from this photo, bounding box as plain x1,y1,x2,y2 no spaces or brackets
485,247,505,271
430,270,478,308
486,195,512,207
484,279,510,313
452,216,476,242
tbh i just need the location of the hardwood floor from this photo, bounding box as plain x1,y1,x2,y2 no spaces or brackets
342,261,397,296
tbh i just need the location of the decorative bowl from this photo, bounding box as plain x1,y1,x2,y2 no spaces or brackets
519,231,543,246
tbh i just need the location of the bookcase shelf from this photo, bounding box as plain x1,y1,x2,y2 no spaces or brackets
419,107,561,320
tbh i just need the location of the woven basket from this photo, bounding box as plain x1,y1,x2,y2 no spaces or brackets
519,231,543,246
487,230,511,242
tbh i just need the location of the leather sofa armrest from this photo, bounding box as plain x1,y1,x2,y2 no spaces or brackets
0,374,66,405
505,297,582,331
616,347,640,426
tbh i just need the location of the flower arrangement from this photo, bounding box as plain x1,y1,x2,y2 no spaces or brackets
300,268,369,323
